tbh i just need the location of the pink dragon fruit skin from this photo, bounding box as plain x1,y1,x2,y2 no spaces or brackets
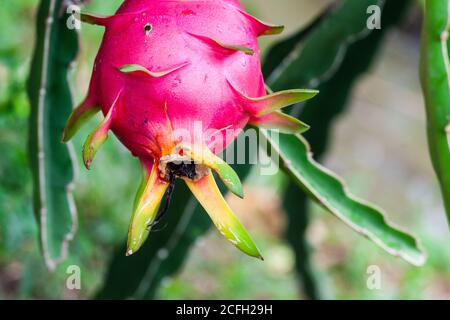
63,0,317,259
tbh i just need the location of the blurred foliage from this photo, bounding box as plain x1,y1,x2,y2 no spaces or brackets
264,0,415,299
0,0,135,299
1,0,450,300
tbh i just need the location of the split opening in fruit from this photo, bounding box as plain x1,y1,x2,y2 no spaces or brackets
149,154,211,229
159,154,211,182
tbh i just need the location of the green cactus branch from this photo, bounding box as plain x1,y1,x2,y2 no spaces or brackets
27,0,79,270
420,0,450,222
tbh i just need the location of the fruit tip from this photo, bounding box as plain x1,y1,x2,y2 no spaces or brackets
299,124,311,134
274,25,285,34
61,129,72,144
261,24,284,36
228,179,244,199
84,160,92,170
125,249,133,257
233,184,244,199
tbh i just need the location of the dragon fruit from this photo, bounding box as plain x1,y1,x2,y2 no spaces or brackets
63,0,317,259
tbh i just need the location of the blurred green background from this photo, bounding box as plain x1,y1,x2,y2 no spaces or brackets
1,0,450,299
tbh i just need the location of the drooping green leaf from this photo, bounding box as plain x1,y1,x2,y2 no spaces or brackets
26,0,79,270
262,131,426,266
